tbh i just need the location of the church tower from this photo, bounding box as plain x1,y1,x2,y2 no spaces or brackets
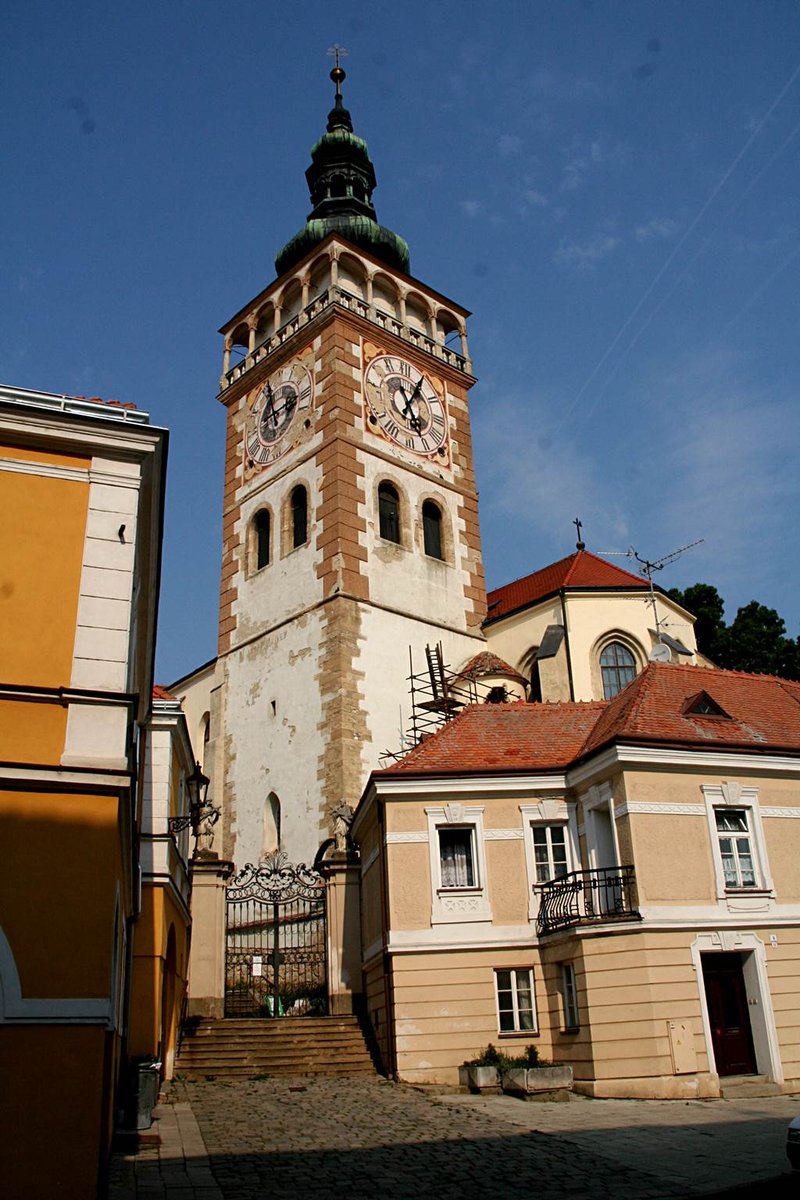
209,64,486,867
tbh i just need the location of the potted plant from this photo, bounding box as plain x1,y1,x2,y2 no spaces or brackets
499,1044,573,1099
459,1043,505,1093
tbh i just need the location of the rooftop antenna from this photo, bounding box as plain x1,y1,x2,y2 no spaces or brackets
573,517,586,551
628,539,704,638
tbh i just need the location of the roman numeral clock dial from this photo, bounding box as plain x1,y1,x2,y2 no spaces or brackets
244,360,314,469
364,355,449,458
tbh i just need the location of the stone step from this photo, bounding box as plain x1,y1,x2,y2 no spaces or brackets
719,1075,783,1099
176,1015,380,1080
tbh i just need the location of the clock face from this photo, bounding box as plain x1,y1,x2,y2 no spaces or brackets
245,361,314,468
363,355,448,456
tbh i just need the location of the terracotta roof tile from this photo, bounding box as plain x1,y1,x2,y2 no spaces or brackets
381,701,606,776
457,651,527,683
486,550,648,623
582,662,800,756
153,684,176,700
378,664,800,780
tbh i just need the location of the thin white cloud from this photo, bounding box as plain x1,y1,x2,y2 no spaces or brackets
459,199,482,218
553,234,620,269
635,217,678,242
498,133,523,156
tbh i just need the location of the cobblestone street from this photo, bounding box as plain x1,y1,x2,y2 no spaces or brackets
109,1075,799,1199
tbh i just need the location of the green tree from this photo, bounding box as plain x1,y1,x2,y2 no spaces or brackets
668,583,728,663
671,585,800,680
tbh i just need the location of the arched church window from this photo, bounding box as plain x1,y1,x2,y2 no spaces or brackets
422,500,444,560
291,485,308,549
254,509,270,570
600,642,637,699
378,482,401,544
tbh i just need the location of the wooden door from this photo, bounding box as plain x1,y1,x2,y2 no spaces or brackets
702,952,757,1076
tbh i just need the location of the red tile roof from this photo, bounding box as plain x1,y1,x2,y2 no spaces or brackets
378,663,800,779
457,651,527,683
583,662,800,757
74,394,138,410
153,684,177,700
381,701,606,775
485,550,648,623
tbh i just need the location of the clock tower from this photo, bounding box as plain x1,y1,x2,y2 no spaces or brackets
208,65,487,868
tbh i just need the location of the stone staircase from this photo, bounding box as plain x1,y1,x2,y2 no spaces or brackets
175,1016,380,1080
719,1074,784,1099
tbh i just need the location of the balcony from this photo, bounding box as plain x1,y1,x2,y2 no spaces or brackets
537,865,641,936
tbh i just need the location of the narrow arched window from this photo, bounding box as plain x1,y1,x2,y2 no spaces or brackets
422,500,443,560
378,482,401,544
291,485,308,548
600,642,637,699
254,509,270,570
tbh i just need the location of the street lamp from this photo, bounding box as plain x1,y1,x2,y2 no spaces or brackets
168,761,219,857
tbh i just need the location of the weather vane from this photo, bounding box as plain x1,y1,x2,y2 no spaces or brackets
327,44,349,98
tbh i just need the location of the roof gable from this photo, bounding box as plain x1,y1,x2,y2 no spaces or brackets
486,550,648,623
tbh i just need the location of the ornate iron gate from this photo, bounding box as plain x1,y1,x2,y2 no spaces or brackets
225,852,327,1018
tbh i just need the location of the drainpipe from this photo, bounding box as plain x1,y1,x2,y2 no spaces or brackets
377,800,398,1079
560,589,576,701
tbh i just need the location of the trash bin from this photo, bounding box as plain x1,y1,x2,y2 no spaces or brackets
131,1058,162,1130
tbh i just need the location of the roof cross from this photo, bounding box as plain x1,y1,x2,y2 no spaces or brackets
573,517,586,551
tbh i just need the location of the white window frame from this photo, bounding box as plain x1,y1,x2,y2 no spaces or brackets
560,963,579,1031
426,804,491,925
494,967,538,1035
521,800,578,920
701,783,773,900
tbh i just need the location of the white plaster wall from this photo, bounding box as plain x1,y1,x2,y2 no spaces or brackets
358,604,485,772
360,450,472,633
235,456,324,641
222,608,325,869
171,660,217,769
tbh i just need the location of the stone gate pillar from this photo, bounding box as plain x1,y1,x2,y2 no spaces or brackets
186,855,234,1019
321,850,362,1016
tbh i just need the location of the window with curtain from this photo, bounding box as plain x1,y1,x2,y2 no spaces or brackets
422,499,443,560
254,509,270,570
715,809,757,888
561,963,579,1030
600,641,636,699
378,482,401,543
495,968,536,1033
438,827,475,888
291,485,308,548
532,824,569,884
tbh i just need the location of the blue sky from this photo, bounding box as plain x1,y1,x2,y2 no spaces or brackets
4,2,800,683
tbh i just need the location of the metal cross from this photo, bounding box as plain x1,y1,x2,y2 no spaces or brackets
573,517,585,550
327,44,349,69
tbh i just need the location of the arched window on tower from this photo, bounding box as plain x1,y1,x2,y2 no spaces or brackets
291,485,308,549
422,499,444,560
378,482,401,544
600,641,637,699
254,509,270,570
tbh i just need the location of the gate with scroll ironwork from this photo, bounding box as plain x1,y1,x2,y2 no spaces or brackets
225,852,327,1018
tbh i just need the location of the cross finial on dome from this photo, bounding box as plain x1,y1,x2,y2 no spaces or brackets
573,517,586,551
327,44,349,99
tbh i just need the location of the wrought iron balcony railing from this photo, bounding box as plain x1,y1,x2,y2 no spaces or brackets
537,865,641,936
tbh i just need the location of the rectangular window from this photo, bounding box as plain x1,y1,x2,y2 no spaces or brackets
532,824,569,884
438,827,475,888
715,809,756,889
495,968,537,1033
561,963,579,1030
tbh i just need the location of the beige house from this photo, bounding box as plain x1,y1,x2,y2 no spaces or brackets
352,661,800,1098
484,548,698,703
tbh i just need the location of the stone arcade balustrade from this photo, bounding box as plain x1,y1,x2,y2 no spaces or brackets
221,285,469,391
537,865,641,936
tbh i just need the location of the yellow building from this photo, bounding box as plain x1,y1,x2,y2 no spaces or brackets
0,384,167,1199
353,662,800,1099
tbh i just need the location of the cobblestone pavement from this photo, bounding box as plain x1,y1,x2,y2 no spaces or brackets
110,1075,798,1199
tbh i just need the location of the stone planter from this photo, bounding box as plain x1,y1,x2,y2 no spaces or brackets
500,1065,573,1099
458,1064,502,1094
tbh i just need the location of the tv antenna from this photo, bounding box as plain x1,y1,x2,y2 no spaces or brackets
629,539,704,638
